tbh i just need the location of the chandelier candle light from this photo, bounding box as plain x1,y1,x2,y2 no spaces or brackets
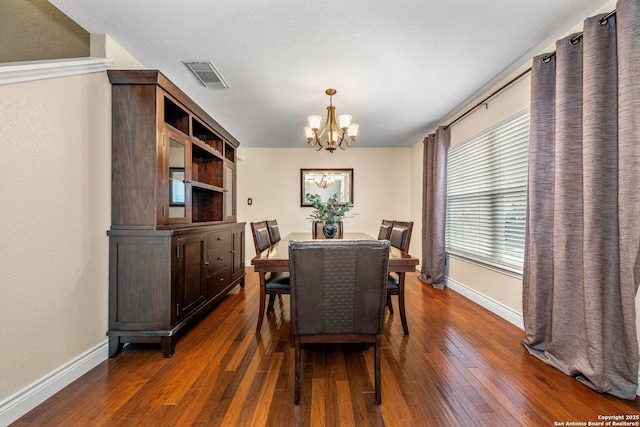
305,88,359,152
315,174,335,189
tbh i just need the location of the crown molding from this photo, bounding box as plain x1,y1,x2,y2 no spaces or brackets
0,57,112,85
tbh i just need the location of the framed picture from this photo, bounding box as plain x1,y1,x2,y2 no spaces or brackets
300,168,353,207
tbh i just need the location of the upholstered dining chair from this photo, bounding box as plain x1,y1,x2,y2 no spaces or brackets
266,219,281,244
288,239,390,405
386,220,413,334
250,221,290,333
377,219,393,240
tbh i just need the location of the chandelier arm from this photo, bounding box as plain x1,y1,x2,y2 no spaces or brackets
339,135,350,150
312,135,323,151
316,128,326,139
308,133,319,149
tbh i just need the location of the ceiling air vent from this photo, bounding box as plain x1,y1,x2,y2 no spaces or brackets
183,61,229,89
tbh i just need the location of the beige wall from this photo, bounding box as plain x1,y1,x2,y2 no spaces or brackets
404,73,530,315
0,72,111,400
444,73,531,314
0,0,89,62
237,147,414,260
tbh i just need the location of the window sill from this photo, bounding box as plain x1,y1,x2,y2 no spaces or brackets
446,250,523,279
0,57,113,85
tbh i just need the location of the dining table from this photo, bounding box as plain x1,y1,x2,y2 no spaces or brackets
251,232,419,273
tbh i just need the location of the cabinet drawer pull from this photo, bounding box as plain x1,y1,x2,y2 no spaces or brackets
204,261,209,265
217,257,224,261
218,277,224,282
218,237,224,241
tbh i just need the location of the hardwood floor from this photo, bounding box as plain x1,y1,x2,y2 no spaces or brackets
13,270,640,426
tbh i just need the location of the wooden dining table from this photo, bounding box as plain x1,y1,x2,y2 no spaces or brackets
251,232,419,273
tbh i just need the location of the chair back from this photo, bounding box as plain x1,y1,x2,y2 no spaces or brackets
388,221,413,251
289,240,390,335
312,221,344,239
250,221,272,256
377,219,393,240
266,219,281,243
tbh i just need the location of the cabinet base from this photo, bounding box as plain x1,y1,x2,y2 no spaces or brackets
107,274,244,358
108,334,176,358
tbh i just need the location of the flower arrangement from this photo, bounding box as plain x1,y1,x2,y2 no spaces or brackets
305,193,353,223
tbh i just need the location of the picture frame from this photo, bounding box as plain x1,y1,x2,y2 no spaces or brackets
300,168,354,207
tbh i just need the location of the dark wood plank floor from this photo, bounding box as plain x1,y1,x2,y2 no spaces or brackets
13,270,640,426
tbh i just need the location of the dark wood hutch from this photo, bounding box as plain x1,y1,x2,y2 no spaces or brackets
107,70,245,358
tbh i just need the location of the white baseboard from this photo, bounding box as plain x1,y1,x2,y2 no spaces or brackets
445,276,524,330
0,340,109,426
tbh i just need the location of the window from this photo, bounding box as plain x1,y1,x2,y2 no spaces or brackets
446,110,529,274
169,168,185,206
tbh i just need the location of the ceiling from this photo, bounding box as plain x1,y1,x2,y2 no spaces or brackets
50,0,607,149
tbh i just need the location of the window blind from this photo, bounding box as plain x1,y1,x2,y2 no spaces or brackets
446,109,530,273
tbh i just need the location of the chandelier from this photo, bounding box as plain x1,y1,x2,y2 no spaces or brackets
314,173,335,189
305,88,359,153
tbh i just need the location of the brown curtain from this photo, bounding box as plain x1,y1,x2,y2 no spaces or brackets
523,0,640,400
419,126,449,289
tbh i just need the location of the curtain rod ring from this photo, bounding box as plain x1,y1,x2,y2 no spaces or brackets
599,9,616,26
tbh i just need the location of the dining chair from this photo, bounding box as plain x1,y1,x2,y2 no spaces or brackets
377,219,393,240
250,221,290,333
386,220,413,334
288,239,390,404
266,219,281,244
311,221,344,239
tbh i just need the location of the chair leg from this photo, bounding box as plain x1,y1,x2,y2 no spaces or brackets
256,275,267,333
267,294,276,313
375,334,381,404
387,295,394,314
295,336,301,405
398,273,409,334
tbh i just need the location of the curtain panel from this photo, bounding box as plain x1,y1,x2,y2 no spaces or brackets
523,0,640,400
419,126,449,289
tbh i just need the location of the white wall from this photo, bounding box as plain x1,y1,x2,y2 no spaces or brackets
0,72,111,401
237,147,413,261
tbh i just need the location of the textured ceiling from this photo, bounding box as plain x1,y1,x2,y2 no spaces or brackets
50,0,608,149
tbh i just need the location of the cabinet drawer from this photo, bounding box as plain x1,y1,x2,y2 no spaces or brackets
208,229,232,249
207,265,231,298
208,245,231,274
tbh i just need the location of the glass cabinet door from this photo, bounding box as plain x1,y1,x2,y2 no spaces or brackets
166,131,190,223
224,162,235,220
